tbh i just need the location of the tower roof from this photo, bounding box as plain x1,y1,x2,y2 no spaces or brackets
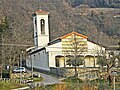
34,10,49,15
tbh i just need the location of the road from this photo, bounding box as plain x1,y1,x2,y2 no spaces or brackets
28,72,63,87
40,73,62,85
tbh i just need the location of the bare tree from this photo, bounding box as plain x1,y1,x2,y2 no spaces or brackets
2,27,29,79
0,17,9,78
62,33,87,77
0,17,32,79
97,49,119,85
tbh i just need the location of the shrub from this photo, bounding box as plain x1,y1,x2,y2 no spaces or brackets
2,69,10,78
62,76,83,83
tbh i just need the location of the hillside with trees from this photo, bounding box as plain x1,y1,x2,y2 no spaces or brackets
66,0,120,8
0,0,120,66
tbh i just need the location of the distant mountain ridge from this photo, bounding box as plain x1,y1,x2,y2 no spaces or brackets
66,0,120,8
0,0,120,47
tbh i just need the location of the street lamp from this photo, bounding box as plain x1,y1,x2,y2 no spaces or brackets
21,51,23,67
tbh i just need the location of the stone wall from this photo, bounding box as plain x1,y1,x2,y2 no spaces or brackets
11,73,31,79
50,67,99,79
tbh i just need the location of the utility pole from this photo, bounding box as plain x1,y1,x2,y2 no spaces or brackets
113,73,115,90
20,51,23,83
112,69,117,90
0,33,3,79
30,55,33,79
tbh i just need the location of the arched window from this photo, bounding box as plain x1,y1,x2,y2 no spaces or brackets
40,19,45,34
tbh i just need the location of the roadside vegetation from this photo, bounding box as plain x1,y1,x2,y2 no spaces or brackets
26,76,43,82
0,81,26,90
0,74,43,90
37,78,120,90
0,70,119,90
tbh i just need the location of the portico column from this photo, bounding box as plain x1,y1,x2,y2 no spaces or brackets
93,55,96,67
64,56,66,67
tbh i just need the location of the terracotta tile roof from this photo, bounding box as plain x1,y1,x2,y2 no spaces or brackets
47,31,88,46
60,31,88,39
35,10,49,15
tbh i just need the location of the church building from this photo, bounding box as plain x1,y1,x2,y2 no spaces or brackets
26,10,105,72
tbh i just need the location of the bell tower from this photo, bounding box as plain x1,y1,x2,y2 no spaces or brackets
33,10,49,47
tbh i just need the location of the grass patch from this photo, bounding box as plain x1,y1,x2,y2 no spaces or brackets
22,77,43,83
37,79,120,90
33,77,43,82
0,81,26,90
35,77,120,90
38,83,83,90
39,84,56,90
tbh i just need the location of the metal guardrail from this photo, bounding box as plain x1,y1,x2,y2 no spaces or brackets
0,78,10,81
11,86,29,90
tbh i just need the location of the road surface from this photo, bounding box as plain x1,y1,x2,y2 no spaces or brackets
28,72,63,87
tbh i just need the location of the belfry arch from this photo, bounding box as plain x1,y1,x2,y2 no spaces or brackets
40,19,45,34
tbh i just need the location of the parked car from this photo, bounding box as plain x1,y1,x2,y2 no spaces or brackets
13,67,27,73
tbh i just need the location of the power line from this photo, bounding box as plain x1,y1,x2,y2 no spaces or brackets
0,43,33,47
